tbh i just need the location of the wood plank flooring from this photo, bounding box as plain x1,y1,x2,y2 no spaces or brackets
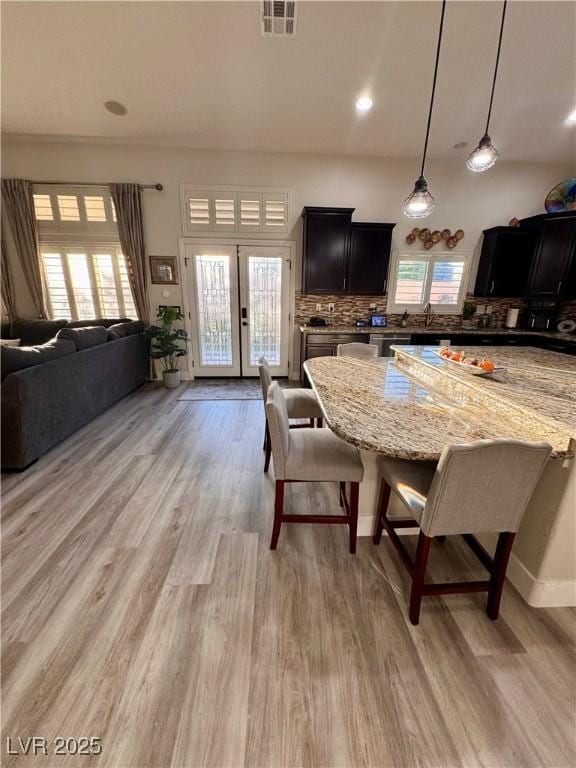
2,383,575,767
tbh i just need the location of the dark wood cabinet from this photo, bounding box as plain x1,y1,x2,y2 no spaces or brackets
302,207,395,294
348,224,394,294
302,207,354,293
525,214,576,299
474,227,538,298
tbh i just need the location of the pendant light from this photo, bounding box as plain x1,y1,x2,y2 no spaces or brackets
466,1,507,172
402,0,447,219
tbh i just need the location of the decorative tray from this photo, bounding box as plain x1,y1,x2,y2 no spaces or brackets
433,350,503,377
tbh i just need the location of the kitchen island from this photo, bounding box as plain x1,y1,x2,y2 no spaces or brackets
304,346,575,607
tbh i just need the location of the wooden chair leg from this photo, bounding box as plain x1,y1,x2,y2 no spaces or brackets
409,532,433,625
263,423,272,473
317,417,323,428
309,418,315,427
487,532,515,620
270,480,285,550
372,480,391,545
348,482,359,554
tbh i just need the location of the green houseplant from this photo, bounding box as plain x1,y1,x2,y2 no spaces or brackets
145,306,190,388
462,300,477,329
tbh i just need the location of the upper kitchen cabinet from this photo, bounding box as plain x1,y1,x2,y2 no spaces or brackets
302,207,395,293
473,226,538,298
302,207,354,292
524,213,576,299
348,223,395,294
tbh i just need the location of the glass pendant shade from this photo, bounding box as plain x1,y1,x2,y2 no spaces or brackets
402,176,435,219
466,134,499,173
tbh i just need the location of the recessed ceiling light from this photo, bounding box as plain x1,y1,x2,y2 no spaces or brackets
356,96,373,112
566,108,576,124
104,100,127,116
454,141,467,149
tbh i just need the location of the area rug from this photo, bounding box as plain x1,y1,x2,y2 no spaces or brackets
178,378,299,401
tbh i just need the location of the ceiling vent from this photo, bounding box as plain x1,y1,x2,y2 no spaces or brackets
261,1,297,37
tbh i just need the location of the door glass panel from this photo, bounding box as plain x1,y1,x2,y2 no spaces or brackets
195,254,233,366
68,253,95,319
248,255,283,366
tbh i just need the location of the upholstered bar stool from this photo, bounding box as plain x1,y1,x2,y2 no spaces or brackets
337,342,379,360
258,356,323,472
372,439,552,624
265,382,364,552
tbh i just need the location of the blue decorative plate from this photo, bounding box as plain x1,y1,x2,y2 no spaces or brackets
545,178,576,213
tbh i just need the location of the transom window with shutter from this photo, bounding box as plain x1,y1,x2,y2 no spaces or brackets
181,185,290,235
387,252,470,313
33,185,139,321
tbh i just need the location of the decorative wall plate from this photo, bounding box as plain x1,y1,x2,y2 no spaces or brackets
545,178,576,213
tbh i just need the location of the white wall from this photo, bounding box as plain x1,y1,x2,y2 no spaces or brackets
2,137,571,320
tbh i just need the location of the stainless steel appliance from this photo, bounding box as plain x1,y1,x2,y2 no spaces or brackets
369,333,412,357
523,299,557,331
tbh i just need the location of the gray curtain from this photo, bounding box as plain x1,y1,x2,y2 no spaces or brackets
110,183,149,324
1,228,16,322
1,179,45,318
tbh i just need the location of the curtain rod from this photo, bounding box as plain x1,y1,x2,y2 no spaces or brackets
31,181,163,191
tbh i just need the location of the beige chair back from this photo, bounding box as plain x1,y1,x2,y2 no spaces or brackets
258,356,272,403
337,342,379,360
421,438,552,537
265,382,291,478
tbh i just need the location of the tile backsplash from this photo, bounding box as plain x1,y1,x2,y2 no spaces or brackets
295,292,576,330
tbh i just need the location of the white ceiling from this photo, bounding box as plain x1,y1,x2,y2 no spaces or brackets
2,1,575,164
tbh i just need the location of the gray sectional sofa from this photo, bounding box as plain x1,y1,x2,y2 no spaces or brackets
1,318,148,470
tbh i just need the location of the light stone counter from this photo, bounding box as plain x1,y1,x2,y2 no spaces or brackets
304,348,576,608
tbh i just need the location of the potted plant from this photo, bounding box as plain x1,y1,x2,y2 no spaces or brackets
145,306,190,388
462,301,477,329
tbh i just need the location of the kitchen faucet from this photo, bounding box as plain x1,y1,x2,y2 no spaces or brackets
423,302,433,328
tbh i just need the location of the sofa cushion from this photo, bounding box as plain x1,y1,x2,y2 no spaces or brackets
8,318,68,345
57,326,108,350
67,317,131,329
107,320,145,339
1,338,76,378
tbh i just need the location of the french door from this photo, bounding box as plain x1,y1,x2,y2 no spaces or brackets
185,243,291,377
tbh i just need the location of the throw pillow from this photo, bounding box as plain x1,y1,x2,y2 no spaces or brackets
1,338,76,379
57,326,108,350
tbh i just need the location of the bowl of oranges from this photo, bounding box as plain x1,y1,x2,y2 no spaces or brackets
434,347,500,376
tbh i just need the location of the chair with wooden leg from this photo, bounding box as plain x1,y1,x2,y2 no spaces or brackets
265,382,364,552
372,439,552,625
337,342,379,360
258,356,323,473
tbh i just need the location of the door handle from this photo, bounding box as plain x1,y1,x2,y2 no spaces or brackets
242,321,249,326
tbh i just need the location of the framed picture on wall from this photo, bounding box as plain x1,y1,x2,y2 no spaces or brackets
149,255,178,284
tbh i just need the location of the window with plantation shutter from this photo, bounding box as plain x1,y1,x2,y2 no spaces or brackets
180,185,291,235
388,252,470,313
41,247,138,321
214,197,236,229
34,185,138,322
239,197,261,230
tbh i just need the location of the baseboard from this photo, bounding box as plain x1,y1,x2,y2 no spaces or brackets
358,518,576,607
357,516,418,538
507,554,576,607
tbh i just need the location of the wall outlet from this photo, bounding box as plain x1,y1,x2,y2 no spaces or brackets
328,302,335,313
315,303,322,311
369,303,377,310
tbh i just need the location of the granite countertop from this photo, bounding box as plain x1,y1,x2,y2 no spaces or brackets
304,348,575,461
300,325,576,342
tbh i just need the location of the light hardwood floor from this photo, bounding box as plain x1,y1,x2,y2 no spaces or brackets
2,384,575,768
